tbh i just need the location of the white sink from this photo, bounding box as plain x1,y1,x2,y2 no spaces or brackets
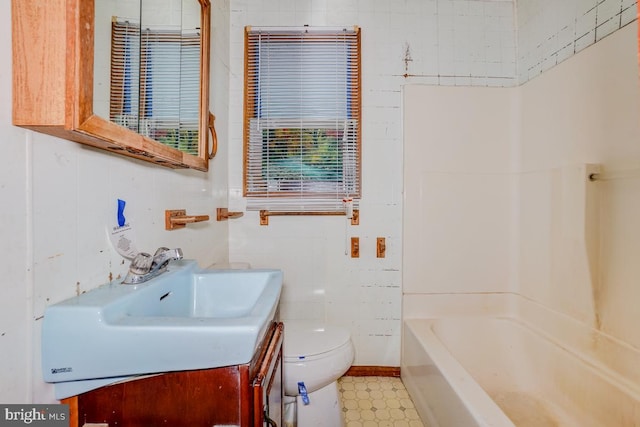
42,260,282,385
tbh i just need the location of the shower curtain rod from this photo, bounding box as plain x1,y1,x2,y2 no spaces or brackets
589,168,640,182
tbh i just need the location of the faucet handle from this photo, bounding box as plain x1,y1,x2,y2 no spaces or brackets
154,247,170,257
155,247,183,259
129,252,153,275
122,248,182,285
153,247,183,260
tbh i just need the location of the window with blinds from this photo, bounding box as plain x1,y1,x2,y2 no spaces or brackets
243,26,361,213
110,19,201,154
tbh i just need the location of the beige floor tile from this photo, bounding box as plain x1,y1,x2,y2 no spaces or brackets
338,376,425,427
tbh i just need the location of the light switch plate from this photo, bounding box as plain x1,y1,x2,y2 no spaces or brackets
351,237,360,258
377,237,386,258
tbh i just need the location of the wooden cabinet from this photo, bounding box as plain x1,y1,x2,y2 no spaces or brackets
253,322,284,426
12,0,212,171
62,322,284,427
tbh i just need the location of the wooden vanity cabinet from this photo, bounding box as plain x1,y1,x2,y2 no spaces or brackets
62,322,284,427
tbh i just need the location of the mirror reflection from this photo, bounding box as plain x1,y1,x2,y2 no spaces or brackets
94,0,202,155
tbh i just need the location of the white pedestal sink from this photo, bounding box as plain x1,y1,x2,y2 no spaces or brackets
41,260,282,398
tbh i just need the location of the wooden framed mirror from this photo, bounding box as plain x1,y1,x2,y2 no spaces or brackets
12,0,212,171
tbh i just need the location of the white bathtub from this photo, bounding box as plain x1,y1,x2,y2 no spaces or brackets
402,316,640,427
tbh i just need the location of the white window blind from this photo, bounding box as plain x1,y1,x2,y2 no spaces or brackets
110,19,201,154
243,26,361,213
110,20,140,129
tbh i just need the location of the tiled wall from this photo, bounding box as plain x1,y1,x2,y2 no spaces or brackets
430,0,517,87
224,0,638,367
517,0,638,83
226,0,517,367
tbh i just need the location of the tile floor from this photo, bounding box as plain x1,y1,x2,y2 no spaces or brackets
338,376,425,427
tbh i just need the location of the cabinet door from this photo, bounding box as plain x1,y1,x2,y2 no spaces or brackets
12,0,212,171
64,366,243,426
253,322,284,426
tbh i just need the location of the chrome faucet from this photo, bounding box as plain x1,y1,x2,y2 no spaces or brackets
122,247,183,284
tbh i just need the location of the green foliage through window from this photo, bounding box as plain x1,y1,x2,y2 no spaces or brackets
263,128,343,182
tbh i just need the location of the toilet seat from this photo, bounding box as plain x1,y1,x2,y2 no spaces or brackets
284,322,351,362
282,320,354,425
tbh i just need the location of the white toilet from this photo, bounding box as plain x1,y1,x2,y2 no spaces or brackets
283,321,355,427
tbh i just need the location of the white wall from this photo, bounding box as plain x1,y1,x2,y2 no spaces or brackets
403,86,518,297
0,1,230,403
518,22,640,347
225,0,517,367
403,17,640,358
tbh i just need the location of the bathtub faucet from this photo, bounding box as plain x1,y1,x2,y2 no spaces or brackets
122,247,183,284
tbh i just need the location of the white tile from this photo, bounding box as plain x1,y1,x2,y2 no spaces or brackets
556,43,575,63
575,7,597,39
557,23,576,49
621,3,637,25
574,29,596,52
541,52,558,72
596,0,623,26
596,15,621,40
